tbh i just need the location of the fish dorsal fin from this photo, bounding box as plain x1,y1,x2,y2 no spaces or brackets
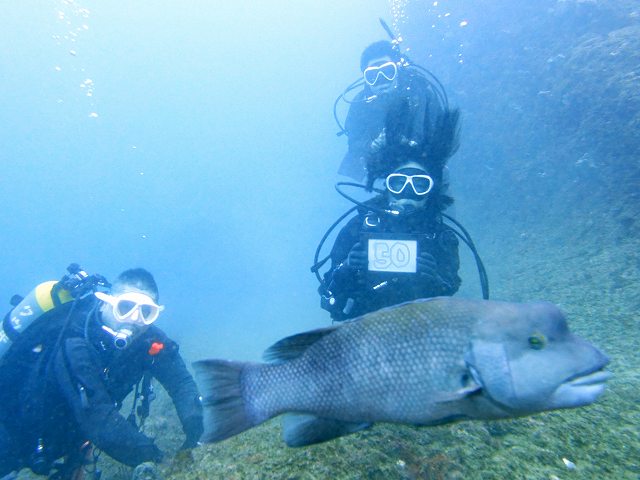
263,326,340,364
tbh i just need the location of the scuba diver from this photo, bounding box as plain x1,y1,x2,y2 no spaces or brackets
320,96,465,321
315,87,488,322
336,37,449,188
320,159,462,322
321,23,489,319
0,266,203,479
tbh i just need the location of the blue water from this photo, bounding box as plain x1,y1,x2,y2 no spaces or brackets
0,0,394,361
1,1,638,478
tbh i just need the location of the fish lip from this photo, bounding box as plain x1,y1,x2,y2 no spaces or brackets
552,368,611,409
565,369,612,387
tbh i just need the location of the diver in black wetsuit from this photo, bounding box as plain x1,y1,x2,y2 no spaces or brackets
338,40,446,188
322,90,463,321
322,160,461,322
0,268,203,479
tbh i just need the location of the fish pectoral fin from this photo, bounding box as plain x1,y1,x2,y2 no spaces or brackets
433,384,482,404
281,413,372,447
455,383,483,396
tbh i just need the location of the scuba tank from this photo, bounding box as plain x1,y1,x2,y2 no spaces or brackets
0,264,110,360
0,282,73,359
1,264,110,476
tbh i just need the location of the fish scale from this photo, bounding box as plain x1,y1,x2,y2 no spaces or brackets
247,300,477,423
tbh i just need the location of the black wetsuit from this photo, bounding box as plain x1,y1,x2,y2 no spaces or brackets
0,297,203,476
321,200,461,322
338,68,444,182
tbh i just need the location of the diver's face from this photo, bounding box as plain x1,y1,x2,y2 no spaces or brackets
97,284,162,348
386,164,433,215
363,55,398,95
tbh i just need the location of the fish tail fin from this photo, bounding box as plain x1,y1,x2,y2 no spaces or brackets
193,359,264,442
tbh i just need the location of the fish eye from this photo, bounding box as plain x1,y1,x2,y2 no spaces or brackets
528,333,546,350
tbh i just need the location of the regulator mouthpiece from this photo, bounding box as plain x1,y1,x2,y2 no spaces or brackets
101,325,134,350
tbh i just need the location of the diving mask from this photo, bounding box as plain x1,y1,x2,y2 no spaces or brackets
363,61,398,86
95,291,164,326
386,173,434,196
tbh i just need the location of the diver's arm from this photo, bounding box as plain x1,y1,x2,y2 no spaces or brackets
406,73,445,148
150,339,203,449
434,229,462,295
322,262,360,320
321,221,365,319
411,229,461,297
346,125,374,159
55,338,163,466
344,98,380,161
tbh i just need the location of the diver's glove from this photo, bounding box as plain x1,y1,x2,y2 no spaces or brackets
417,252,452,292
346,243,368,270
370,129,387,153
144,444,164,464
180,415,204,450
132,461,161,480
416,252,438,279
328,243,367,293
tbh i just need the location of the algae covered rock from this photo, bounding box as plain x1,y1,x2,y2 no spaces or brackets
550,25,640,159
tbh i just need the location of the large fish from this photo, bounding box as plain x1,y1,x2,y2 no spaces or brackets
194,297,610,447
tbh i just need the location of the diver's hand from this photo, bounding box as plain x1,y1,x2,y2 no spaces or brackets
180,437,202,451
180,415,204,450
131,461,161,480
346,243,368,271
370,129,387,153
416,252,439,280
417,252,452,292
330,243,367,288
138,443,163,464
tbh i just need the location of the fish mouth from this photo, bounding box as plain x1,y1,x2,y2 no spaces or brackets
552,368,612,408
565,369,612,388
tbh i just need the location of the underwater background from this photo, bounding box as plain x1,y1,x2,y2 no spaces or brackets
1,0,638,478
